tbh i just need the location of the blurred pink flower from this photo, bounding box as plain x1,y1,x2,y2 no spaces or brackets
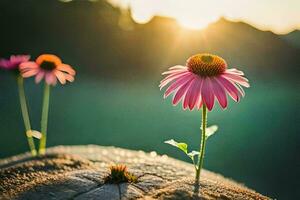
20,54,76,86
160,53,250,111
0,55,30,70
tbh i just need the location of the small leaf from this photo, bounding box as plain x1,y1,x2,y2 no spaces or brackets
206,125,218,138
26,130,42,139
201,125,218,139
164,139,188,154
187,150,200,158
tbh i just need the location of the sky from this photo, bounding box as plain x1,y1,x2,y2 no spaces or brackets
107,0,300,34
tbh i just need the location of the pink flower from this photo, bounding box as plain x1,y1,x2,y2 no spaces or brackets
160,53,250,111
0,55,30,70
20,54,76,86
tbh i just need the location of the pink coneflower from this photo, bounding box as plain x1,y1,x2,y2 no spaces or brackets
20,54,76,155
0,55,30,70
161,53,250,184
20,54,76,86
160,53,249,111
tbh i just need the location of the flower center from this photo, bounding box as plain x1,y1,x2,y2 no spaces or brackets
186,53,227,77
40,61,56,71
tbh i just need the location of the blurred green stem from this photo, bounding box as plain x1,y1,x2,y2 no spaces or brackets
17,75,37,156
39,83,50,155
195,105,207,183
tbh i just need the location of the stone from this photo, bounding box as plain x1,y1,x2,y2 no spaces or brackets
0,145,271,200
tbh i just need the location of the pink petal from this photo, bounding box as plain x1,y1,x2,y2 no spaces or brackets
226,68,244,75
222,73,250,88
20,67,37,74
196,96,203,110
236,83,245,97
183,78,197,110
10,55,30,63
57,64,76,76
0,59,12,68
21,69,39,78
194,79,204,110
168,65,187,70
160,69,188,82
159,71,189,89
163,73,194,98
172,77,195,105
35,71,45,83
162,68,187,75
211,77,227,109
160,70,188,82
19,61,39,70
216,76,240,102
188,77,203,110
201,78,215,111
54,70,66,84
45,72,57,86
64,73,75,82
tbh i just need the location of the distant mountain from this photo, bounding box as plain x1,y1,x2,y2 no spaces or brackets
281,30,300,48
142,17,300,79
0,0,299,80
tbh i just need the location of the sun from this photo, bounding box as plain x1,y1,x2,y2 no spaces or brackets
129,11,218,30
131,12,153,24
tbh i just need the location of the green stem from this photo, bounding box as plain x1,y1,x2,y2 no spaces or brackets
39,83,51,155
17,75,37,156
195,105,207,183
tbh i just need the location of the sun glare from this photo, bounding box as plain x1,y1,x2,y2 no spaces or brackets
130,11,218,30
108,0,300,34
176,17,218,30
131,12,153,24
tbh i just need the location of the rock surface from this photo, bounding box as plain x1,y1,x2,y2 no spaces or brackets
0,145,270,200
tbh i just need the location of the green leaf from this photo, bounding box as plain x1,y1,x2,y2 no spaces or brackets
164,139,188,154
165,139,201,169
201,125,218,139
206,125,218,138
26,130,42,139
